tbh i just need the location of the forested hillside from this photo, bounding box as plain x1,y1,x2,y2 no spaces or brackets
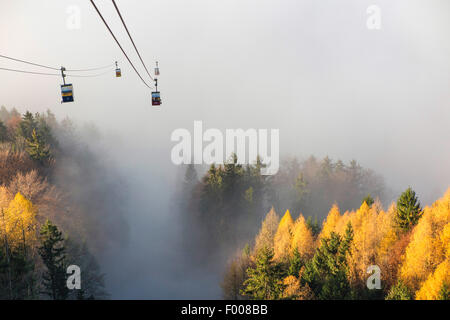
221,188,450,300
0,106,126,299
178,154,387,257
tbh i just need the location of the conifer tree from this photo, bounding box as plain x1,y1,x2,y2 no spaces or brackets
395,187,422,232
306,216,320,236
254,208,279,254
273,210,294,261
362,194,374,207
290,215,315,260
437,283,449,300
241,246,284,300
302,232,351,299
38,220,68,300
288,247,303,277
386,281,412,300
26,129,51,163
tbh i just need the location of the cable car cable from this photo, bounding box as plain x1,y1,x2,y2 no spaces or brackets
89,0,153,89
0,54,60,71
66,69,114,77
0,66,113,78
0,66,60,76
0,53,116,73
111,0,154,81
65,63,116,72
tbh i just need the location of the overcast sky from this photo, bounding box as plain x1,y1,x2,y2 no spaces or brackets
1,0,449,298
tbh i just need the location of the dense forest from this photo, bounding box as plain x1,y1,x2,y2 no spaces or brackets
221,188,449,300
176,154,448,300
178,154,387,257
2,105,448,300
0,106,126,299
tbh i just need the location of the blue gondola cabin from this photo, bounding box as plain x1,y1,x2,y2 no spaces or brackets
61,84,74,103
152,91,161,106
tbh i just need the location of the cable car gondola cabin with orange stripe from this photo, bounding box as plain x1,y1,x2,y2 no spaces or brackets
61,84,74,103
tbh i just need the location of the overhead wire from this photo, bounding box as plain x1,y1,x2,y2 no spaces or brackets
0,67,60,76
89,0,153,89
66,69,114,77
0,66,113,78
0,54,60,71
0,53,116,73
111,0,154,81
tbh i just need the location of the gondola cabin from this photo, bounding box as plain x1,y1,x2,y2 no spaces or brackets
152,91,161,106
154,61,160,76
115,68,121,77
61,84,74,103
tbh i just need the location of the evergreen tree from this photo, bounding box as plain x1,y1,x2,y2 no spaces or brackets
183,163,198,190
362,194,374,207
386,281,412,300
302,232,352,299
38,220,68,300
288,247,303,277
293,173,308,213
338,222,353,264
241,246,285,300
395,187,422,232
0,121,7,142
17,111,36,140
26,129,51,163
306,216,320,236
437,283,449,300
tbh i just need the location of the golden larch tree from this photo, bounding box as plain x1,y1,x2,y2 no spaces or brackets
399,189,450,292
346,201,381,289
273,210,294,261
290,215,315,260
254,207,279,253
319,204,341,240
415,260,449,300
3,192,38,251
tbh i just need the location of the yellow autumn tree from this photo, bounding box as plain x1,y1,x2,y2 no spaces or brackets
415,260,449,300
282,272,314,300
290,215,315,260
319,204,341,240
375,203,410,291
440,222,450,260
346,201,382,288
254,207,279,253
3,192,38,251
0,186,12,245
273,210,294,261
399,189,450,292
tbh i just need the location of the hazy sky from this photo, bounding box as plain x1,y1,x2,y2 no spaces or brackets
1,0,449,298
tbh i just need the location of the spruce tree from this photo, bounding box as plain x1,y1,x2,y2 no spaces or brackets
338,222,353,264
26,129,51,163
395,187,422,232
437,283,449,300
362,194,374,207
38,220,68,300
288,247,303,277
386,281,412,300
241,246,284,300
302,232,352,299
306,216,320,236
